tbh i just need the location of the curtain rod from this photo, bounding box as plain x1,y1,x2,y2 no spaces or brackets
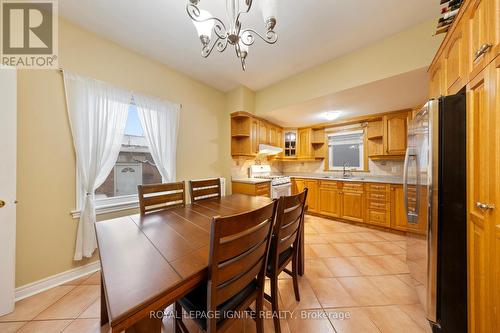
57,67,182,109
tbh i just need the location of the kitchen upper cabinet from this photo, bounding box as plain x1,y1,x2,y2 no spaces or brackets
467,57,498,333
298,128,313,159
318,181,341,218
268,125,279,146
465,0,494,79
384,113,408,156
259,121,269,145
429,59,446,99
231,114,256,157
231,112,284,157
283,130,298,158
444,19,468,94
368,112,409,159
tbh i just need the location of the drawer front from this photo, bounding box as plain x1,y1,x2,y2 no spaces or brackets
368,209,390,226
255,183,270,196
368,192,388,201
319,181,338,189
367,183,389,192
368,200,389,211
342,182,364,192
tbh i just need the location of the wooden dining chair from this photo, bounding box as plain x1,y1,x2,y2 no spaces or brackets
137,182,186,215
189,178,221,203
174,200,278,333
265,189,308,333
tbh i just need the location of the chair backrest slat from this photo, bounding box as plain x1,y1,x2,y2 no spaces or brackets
208,200,277,310
137,182,186,215
270,189,308,270
218,220,271,262
189,178,221,203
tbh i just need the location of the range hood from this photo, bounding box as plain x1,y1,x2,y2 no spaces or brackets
258,144,283,156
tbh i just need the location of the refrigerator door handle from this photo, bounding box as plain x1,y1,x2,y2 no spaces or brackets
403,148,410,219
403,148,419,224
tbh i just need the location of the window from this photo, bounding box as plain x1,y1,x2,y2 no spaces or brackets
95,105,161,199
73,105,162,217
327,130,365,171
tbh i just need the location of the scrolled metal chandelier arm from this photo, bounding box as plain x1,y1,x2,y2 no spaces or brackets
186,3,228,40
240,28,278,46
201,36,229,58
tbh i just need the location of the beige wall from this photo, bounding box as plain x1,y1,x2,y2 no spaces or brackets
16,19,228,287
255,19,443,115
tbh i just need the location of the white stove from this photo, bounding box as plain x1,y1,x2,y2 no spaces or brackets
249,165,291,198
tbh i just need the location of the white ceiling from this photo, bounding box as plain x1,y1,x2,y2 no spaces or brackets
261,68,429,128
60,0,439,92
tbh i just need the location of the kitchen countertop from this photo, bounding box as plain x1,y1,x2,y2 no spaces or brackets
231,178,272,184
287,174,404,185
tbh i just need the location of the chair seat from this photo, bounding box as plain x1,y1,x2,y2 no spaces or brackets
178,279,258,330
267,247,294,274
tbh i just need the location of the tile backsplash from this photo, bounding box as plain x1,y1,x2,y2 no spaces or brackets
231,158,403,179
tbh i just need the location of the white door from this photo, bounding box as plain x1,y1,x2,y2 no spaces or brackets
114,163,142,196
0,66,17,316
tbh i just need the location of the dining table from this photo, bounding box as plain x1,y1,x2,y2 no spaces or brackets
96,194,305,333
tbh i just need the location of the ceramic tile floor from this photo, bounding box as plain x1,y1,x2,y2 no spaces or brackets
0,215,431,333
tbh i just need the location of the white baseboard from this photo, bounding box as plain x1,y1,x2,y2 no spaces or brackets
15,261,101,301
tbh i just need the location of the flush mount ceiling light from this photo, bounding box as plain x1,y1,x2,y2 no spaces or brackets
187,0,278,70
324,111,342,121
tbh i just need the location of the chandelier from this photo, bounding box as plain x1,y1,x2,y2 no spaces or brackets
186,0,278,70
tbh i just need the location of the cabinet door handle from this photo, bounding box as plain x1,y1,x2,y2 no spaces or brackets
474,43,492,62
476,202,495,211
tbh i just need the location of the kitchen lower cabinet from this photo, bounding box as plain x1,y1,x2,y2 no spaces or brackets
293,178,434,235
340,190,365,223
232,181,271,197
292,178,319,213
390,185,427,234
318,181,341,218
304,180,319,213
366,183,391,228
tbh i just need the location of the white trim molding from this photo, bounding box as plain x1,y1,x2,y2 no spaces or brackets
15,261,100,301
70,178,226,219
71,198,139,219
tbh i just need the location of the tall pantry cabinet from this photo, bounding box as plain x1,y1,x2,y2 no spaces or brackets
428,0,499,331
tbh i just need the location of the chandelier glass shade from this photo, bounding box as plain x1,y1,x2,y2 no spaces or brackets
187,0,278,70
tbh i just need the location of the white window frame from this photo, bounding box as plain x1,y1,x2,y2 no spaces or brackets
327,129,365,171
71,176,227,219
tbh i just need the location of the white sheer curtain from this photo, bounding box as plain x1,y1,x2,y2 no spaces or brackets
134,94,180,182
64,72,131,260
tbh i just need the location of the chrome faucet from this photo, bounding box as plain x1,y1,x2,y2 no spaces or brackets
343,162,353,179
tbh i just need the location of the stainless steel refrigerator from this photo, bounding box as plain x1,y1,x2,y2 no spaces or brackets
404,93,467,333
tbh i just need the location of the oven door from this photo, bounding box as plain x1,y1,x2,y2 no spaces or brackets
271,183,291,199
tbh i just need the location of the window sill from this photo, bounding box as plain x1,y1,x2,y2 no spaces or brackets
70,199,139,219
